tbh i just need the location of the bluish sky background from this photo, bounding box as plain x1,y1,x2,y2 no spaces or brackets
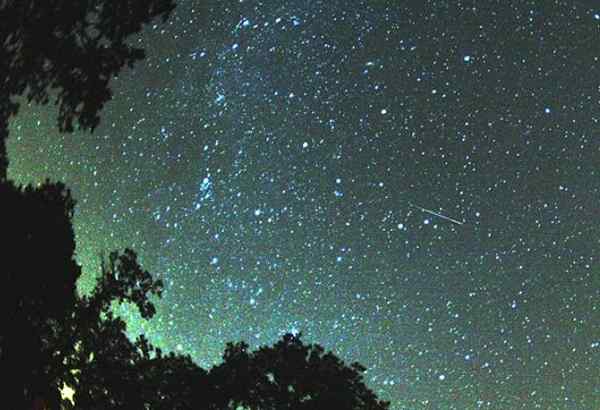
8,1,600,408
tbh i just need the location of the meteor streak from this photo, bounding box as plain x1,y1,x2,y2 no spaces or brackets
409,203,464,225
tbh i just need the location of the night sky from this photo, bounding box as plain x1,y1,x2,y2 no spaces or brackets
7,1,600,408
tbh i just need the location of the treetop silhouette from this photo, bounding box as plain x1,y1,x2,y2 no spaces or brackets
209,333,390,410
0,0,176,179
1,1,392,408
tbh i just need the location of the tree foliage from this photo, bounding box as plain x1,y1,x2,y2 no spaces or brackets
0,1,391,409
0,0,176,179
0,180,80,408
0,176,170,408
209,333,390,410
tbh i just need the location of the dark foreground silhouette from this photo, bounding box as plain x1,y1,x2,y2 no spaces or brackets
0,0,176,180
0,0,390,409
0,178,390,410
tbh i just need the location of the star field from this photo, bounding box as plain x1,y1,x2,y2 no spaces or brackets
7,1,600,408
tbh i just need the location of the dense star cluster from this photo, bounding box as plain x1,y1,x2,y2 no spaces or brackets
7,1,599,408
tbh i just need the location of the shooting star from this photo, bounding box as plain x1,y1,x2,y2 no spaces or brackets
409,203,464,226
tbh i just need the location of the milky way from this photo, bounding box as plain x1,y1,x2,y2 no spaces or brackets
7,1,600,408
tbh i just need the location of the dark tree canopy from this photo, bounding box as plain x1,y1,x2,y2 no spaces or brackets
0,180,80,409
0,1,392,409
0,175,169,409
209,333,391,410
0,181,391,410
1,3,178,406
0,0,176,179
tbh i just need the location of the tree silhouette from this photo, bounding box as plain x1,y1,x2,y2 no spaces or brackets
1,178,392,410
0,1,392,409
209,333,391,410
67,250,164,409
0,0,176,180
1,2,178,406
0,180,80,409
0,177,172,409
65,249,210,410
